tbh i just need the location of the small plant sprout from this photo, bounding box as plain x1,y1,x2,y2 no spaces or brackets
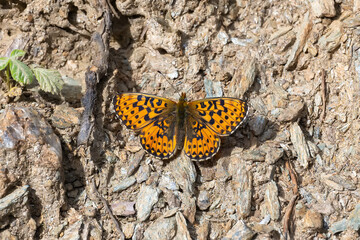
0,49,64,95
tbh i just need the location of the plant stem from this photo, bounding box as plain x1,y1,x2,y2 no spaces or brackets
5,66,11,90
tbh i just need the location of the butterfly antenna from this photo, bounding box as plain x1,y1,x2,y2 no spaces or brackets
157,71,181,98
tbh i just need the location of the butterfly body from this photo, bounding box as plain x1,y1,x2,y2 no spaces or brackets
113,92,247,161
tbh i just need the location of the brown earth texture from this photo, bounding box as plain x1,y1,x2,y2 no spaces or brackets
1,0,360,239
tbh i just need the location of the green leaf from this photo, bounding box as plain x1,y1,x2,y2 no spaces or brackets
9,59,35,85
32,67,64,94
10,49,26,59
0,57,10,71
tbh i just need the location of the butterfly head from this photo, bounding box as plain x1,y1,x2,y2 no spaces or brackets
179,92,187,102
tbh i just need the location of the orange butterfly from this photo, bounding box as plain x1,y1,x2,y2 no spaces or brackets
113,93,248,161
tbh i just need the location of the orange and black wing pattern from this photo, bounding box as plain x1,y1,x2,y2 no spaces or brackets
113,93,178,159
139,113,178,159
187,98,248,136
113,93,176,130
184,114,221,161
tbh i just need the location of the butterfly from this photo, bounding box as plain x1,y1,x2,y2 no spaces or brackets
113,93,248,161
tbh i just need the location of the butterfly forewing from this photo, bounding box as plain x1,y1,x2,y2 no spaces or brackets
113,93,176,130
184,115,220,161
187,98,248,136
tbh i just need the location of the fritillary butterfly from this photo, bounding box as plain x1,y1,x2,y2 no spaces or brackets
113,93,248,161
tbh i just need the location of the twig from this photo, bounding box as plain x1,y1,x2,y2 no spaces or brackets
285,161,298,195
283,195,298,240
283,161,299,240
92,179,125,240
320,70,326,122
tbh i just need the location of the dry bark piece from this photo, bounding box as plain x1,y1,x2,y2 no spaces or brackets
285,12,312,70
290,122,311,169
169,155,196,194
174,212,192,240
263,181,281,221
234,163,252,219
229,57,257,98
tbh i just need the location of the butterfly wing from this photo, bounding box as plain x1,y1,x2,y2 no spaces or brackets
187,98,248,136
139,113,178,159
113,93,176,130
184,114,220,161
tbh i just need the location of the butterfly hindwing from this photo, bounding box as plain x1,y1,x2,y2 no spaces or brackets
140,113,178,159
184,115,220,161
113,93,176,130
187,98,248,136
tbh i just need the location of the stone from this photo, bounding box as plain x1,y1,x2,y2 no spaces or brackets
136,185,161,222
197,190,211,210
303,210,323,230
143,216,176,240
223,220,255,240
310,0,336,18
112,176,136,193
0,107,64,239
51,105,81,129
111,200,136,216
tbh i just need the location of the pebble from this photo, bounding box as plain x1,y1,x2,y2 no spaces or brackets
204,78,223,98
303,210,323,230
311,0,336,18
249,115,267,136
51,105,81,129
136,185,161,222
347,203,360,231
136,164,150,184
277,101,305,122
0,185,29,216
112,176,136,193
158,173,179,191
123,222,135,239
222,220,255,240
127,150,145,176
197,190,211,210
330,219,348,234
143,216,176,240
111,200,136,216
59,220,83,240
67,189,78,198
290,122,311,169
61,76,83,102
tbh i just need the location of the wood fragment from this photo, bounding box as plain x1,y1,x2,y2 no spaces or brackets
283,195,298,240
92,179,125,240
285,161,298,195
283,161,299,239
78,3,111,145
320,70,327,122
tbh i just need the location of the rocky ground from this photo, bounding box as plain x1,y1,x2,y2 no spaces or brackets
1,0,360,239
